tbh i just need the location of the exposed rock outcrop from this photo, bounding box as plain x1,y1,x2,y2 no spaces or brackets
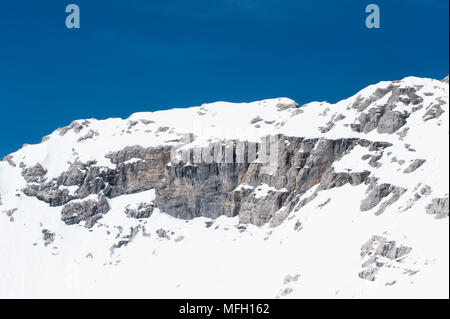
156,136,389,225
18,134,395,227
125,202,154,219
375,187,407,215
360,184,395,212
3,208,17,222
42,229,55,247
359,236,412,281
61,194,110,228
22,163,47,183
425,197,449,219
403,159,426,174
351,85,423,134
23,146,171,207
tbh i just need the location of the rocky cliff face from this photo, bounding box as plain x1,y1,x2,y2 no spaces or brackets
156,137,388,225
17,135,398,227
0,75,448,298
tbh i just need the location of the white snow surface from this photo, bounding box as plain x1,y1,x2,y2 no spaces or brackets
0,76,448,298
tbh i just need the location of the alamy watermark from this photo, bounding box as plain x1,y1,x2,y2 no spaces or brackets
166,117,283,171
62,3,380,167
365,4,380,29
64,4,380,30
169,135,281,166
65,4,80,29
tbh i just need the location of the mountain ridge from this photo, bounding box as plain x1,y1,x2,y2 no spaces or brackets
0,75,448,298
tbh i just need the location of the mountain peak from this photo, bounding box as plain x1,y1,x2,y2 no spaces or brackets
0,75,448,298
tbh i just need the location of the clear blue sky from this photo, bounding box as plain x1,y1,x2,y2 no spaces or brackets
0,0,448,157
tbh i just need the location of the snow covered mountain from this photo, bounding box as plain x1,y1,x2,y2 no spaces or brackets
0,75,448,298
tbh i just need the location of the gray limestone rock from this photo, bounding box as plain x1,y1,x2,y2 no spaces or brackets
57,121,85,136
423,104,445,122
77,130,99,142
110,226,142,253
125,202,154,219
358,266,378,281
4,208,18,222
22,163,47,183
42,229,55,247
403,159,426,174
352,108,408,134
156,229,170,239
350,85,424,134
359,236,412,281
375,187,407,215
368,154,383,168
351,85,394,112
425,197,449,219
22,146,171,207
360,184,394,212
276,101,299,111
250,116,263,124
319,169,371,190
155,136,371,226
23,183,74,207
14,132,399,228
3,155,17,167
283,274,300,284
377,111,408,134
154,136,392,226
61,194,110,228
361,236,412,264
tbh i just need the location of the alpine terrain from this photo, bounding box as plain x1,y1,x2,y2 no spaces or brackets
0,75,448,298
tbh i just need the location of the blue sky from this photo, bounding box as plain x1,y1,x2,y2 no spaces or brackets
0,0,448,157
